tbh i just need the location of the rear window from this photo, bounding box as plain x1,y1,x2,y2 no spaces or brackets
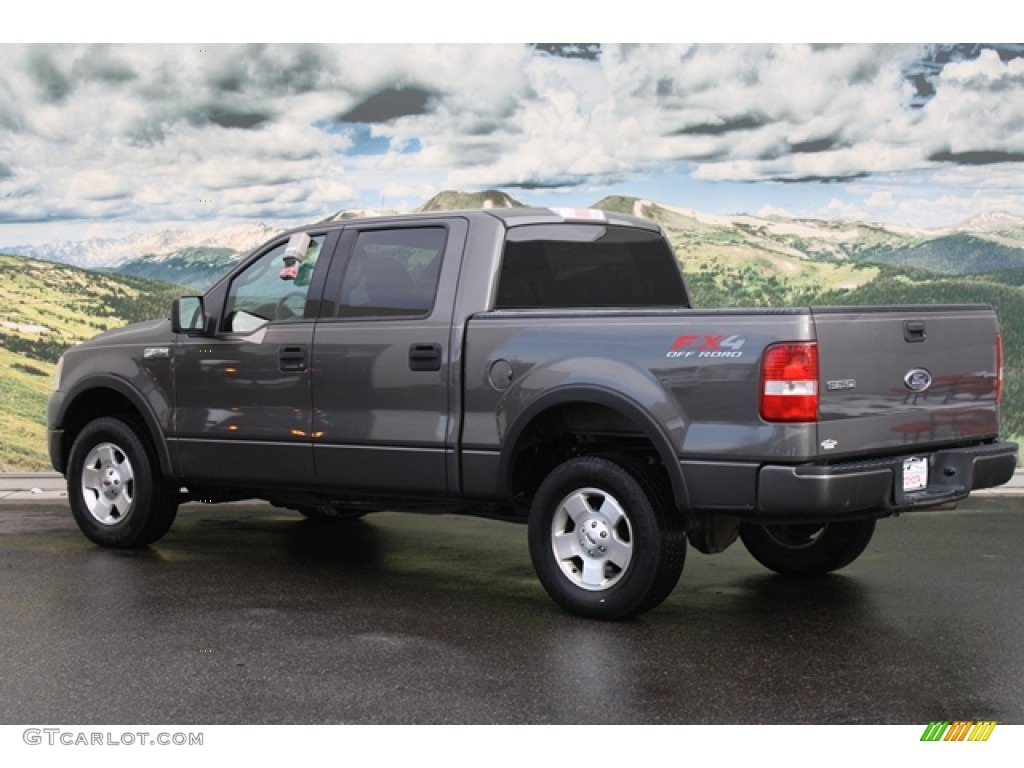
496,224,688,309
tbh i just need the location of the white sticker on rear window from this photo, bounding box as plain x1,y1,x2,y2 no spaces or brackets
549,208,607,221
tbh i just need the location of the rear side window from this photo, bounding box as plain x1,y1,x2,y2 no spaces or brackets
336,227,447,318
496,224,687,309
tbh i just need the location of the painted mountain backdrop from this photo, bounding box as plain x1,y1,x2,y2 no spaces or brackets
7,191,1024,290
2,190,1023,470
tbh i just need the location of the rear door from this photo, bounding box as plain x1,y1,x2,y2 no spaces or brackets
311,218,468,494
813,305,1000,458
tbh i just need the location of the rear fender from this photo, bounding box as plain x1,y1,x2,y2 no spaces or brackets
496,359,690,512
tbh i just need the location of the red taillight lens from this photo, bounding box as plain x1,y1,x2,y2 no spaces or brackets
760,342,819,422
996,334,1003,404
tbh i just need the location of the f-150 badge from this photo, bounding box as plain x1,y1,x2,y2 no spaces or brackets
826,379,856,391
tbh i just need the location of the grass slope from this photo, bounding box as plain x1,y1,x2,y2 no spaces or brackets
0,254,183,470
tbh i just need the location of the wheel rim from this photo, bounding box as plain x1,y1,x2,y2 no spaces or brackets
80,442,135,526
761,524,826,550
550,487,633,591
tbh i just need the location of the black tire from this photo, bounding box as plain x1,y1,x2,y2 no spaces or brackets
739,519,876,575
528,455,686,620
67,417,179,548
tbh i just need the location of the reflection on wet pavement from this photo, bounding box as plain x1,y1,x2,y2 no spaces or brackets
0,500,1021,724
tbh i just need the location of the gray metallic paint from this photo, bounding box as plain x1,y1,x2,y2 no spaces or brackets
812,306,1000,456
47,319,177,477
48,208,1017,520
462,310,820,463
172,321,317,485
311,217,470,495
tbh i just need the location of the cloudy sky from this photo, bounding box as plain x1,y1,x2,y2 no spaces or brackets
0,42,1022,245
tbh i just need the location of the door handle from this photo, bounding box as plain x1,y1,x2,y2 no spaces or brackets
279,345,308,372
409,343,442,372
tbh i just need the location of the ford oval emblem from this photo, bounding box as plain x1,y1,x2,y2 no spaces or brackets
904,368,933,392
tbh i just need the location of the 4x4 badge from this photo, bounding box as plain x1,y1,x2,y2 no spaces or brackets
904,368,932,392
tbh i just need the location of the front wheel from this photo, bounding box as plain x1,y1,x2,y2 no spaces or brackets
67,417,179,548
528,456,686,620
739,519,876,575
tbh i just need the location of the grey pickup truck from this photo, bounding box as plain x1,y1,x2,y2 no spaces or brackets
47,207,1017,619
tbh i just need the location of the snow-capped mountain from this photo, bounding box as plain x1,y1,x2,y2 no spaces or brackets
4,193,1023,287
952,211,1024,235
4,223,279,270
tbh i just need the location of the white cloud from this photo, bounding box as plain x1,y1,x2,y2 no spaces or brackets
0,43,1022,240
919,51,1024,156
864,191,894,208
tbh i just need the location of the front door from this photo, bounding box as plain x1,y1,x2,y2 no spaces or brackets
173,233,332,488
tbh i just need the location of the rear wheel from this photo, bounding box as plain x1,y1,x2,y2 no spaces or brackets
67,417,179,548
528,455,686,620
739,519,875,575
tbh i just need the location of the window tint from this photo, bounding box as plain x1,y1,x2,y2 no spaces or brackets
337,227,447,317
496,226,687,309
222,235,325,333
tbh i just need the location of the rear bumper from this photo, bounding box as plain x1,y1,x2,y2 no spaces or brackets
755,441,1018,519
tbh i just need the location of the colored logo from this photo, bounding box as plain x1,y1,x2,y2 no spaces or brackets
920,721,997,742
667,334,746,359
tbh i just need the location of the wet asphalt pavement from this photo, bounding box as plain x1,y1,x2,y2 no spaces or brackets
1,497,1022,725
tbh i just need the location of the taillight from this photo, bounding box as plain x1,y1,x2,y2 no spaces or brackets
996,334,1003,403
760,342,819,422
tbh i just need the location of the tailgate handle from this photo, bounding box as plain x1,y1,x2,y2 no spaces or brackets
904,321,927,343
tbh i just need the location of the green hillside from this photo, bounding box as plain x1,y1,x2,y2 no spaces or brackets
854,234,1024,274
0,254,183,470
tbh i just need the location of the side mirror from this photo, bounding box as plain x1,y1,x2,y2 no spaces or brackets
171,296,213,335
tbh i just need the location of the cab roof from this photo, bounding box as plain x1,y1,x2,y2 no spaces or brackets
291,206,662,235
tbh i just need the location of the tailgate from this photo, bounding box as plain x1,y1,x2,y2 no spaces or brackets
813,305,1000,457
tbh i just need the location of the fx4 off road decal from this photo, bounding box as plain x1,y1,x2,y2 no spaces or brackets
666,334,746,359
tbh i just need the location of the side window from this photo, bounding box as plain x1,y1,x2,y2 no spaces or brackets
337,227,447,318
222,235,325,333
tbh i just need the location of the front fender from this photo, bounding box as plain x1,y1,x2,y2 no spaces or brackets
51,373,176,480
